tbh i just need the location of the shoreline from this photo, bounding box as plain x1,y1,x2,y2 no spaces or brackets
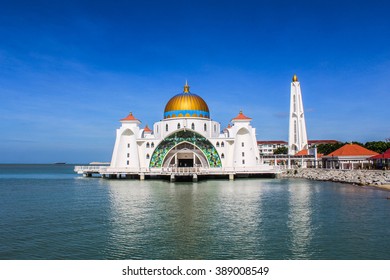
280,168,390,191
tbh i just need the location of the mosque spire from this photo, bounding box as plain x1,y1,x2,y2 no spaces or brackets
183,80,190,93
292,74,298,82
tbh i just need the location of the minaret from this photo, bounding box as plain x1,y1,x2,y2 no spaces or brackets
288,74,308,155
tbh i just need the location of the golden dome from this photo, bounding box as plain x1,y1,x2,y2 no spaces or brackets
292,74,298,82
164,82,210,119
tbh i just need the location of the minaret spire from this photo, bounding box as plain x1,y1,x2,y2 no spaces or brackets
183,80,190,93
288,74,308,155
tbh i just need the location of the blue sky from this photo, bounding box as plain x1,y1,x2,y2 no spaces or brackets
0,0,389,163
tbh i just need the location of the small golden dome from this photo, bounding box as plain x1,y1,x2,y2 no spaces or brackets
292,74,298,82
164,82,210,119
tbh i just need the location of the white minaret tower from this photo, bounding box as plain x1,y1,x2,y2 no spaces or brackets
288,74,308,155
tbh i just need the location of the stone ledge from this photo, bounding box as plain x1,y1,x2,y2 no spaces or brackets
281,169,390,186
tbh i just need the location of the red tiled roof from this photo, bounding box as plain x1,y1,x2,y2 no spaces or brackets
326,143,379,157
121,112,139,122
232,110,252,121
143,124,152,132
369,148,390,159
295,149,309,156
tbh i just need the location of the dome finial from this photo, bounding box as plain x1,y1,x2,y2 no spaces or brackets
183,80,190,93
292,74,298,82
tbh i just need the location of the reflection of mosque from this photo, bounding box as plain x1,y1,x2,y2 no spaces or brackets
101,82,277,180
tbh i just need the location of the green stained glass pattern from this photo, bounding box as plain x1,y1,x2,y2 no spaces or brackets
149,130,222,168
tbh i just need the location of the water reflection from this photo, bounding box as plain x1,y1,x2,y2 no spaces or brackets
103,179,267,259
95,178,390,259
287,180,313,259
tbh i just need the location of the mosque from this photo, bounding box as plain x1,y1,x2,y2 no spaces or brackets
83,82,278,180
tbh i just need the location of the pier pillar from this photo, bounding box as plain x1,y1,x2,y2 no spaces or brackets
170,174,175,182
140,173,145,180
229,173,235,180
288,156,291,169
193,174,198,182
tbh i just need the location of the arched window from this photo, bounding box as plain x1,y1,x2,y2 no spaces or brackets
151,143,154,148
166,124,168,132
242,152,245,157
242,142,244,147
214,124,216,132
127,153,130,158
156,125,159,133
216,142,220,147
191,123,195,130
127,143,130,148
204,124,207,131
221,153,225,159
146,142,150,148
177,123,181,129
146,154,150,159
221,142,224,147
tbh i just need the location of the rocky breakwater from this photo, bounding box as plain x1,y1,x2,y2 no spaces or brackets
281,169,390,187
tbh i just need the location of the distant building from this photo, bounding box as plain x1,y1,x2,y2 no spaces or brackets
258,139,340,156
257,140,288,155
322,143,378,169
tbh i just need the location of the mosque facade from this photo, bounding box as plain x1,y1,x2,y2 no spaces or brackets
106,82,276,179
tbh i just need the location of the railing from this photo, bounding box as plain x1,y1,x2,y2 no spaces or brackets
74,166,108,173
75,165,281,175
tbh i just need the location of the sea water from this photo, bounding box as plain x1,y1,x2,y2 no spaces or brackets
0,164,389,260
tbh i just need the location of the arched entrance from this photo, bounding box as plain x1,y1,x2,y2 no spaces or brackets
149,130,221,168
162,142,209,168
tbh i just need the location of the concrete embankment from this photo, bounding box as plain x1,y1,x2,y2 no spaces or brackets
280,168,390,188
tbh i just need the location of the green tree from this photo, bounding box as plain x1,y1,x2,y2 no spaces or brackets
273,147,288,154
316,142,344,155
364,141,390,154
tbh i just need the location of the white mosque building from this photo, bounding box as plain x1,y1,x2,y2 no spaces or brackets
81,82,277,180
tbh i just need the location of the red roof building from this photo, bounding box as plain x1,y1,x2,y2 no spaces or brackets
369,148,390,169
322,143,378,169
326,143,378,157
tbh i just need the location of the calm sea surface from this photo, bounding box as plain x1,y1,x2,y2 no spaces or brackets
0,164,389,260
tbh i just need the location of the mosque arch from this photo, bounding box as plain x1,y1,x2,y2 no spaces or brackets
162,142,209,168
149,129,222,168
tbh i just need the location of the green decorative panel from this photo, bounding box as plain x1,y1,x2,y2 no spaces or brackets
149,130,221,168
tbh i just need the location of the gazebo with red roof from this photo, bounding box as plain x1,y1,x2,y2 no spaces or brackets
322,143,379,169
